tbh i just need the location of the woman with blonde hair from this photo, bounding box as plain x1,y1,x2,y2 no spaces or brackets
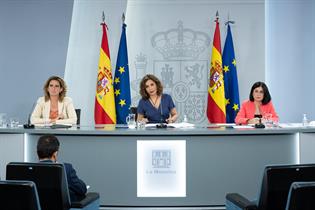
31,76,77,125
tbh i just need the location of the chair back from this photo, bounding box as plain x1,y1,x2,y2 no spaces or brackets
0,180,41,210
6,162,71,210
75,109,81,125
258,164,315,210
285,181,315,210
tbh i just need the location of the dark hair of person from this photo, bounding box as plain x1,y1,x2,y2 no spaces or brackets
43,76,67,102
37,135,60,159
249,81,271,105
139,74,163,99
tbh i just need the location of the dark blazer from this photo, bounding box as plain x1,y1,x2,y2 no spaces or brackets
64,162,87,201
40,160,87,202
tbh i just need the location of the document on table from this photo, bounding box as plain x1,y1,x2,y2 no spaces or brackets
233,125,254,129
34,123,73,129
278,123,303,128
144,122,195,129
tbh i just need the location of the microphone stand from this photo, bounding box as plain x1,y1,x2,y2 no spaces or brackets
23,103,35,129
156,100,167,128
254,115,265,129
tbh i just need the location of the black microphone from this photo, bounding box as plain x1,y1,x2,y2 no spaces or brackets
254,114,265,128
23,102,35,129
156,98,167,128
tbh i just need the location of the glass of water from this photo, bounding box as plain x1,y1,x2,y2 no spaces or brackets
126,113,136,129
10,117,19,128
0,113,7,128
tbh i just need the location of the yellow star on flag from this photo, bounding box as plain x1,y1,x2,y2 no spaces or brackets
225,98,230,105
114,77,120,84
232,103,239,111
232,59,236,66
119,99,126,107
223,65,229,73
114,89,120,96
118,66,125,74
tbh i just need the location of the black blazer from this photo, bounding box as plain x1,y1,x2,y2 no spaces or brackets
40,160,87,202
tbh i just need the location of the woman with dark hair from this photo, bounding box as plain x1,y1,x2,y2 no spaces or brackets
235,81,279,125
31,76,77,125
137,74,178,123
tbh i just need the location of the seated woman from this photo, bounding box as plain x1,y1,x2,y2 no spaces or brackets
137,74,178,124
31,76,77,125
235,81,279,125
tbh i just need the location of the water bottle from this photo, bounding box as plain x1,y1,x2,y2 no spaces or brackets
302,114,308,127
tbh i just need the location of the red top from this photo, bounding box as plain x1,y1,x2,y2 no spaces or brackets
49,110,58,120
235,100,279,125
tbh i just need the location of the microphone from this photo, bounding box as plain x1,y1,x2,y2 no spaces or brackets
254,114,265,129
23,102,35,129
156,97,167,128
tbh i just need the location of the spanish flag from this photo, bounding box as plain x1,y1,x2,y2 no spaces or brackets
207,16,226,123
94,22,116,124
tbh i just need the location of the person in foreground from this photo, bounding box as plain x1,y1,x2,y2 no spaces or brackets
137,74,178,123
37,134,87,202
235,81,279,125
31,76,77,125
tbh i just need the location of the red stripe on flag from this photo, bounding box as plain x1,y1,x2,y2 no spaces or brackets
94,99,114,124
207,95,226,123
207,18,226,123
213,20,221,53
101,23,110,58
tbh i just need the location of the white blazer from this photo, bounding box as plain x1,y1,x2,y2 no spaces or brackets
30,96,77,125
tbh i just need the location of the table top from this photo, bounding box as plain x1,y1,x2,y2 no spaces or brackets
1,123,315,136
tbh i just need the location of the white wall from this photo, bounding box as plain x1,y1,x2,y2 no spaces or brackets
1,0,313,125
266,0,315,122
65,0,265,125
64,0,128,126
0,0,73,123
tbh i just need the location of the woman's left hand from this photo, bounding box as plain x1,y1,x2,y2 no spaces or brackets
166,117,174,124
58,113,64,120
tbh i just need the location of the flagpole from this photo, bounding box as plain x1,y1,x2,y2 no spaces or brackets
95,11,116,124
207,10,226,123
225,12,235,25
122,13,125,23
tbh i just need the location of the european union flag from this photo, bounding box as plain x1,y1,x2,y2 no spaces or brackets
114,23,131,124
222,24,240,123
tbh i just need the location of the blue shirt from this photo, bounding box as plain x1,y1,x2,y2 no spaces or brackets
137,94,175,123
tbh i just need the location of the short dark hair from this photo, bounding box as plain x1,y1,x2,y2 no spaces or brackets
139,74,163,99
37,135,60,159
249,81,271,105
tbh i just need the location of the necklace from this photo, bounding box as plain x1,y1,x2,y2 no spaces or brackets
149,96,159,107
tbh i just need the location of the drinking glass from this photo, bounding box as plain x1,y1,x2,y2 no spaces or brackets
126,114,136,129
10,117,19,128
0,113,7,128
264,113,273,127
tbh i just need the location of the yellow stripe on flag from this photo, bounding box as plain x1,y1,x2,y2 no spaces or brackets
96,48,116,123
209,47,226,114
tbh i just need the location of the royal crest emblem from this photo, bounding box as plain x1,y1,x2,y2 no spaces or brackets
150,21,211,124
97,66,112,99
152,150,171,168
210,60,223,93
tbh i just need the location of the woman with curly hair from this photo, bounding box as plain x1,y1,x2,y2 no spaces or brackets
31,76,77,125
137,74,178,124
